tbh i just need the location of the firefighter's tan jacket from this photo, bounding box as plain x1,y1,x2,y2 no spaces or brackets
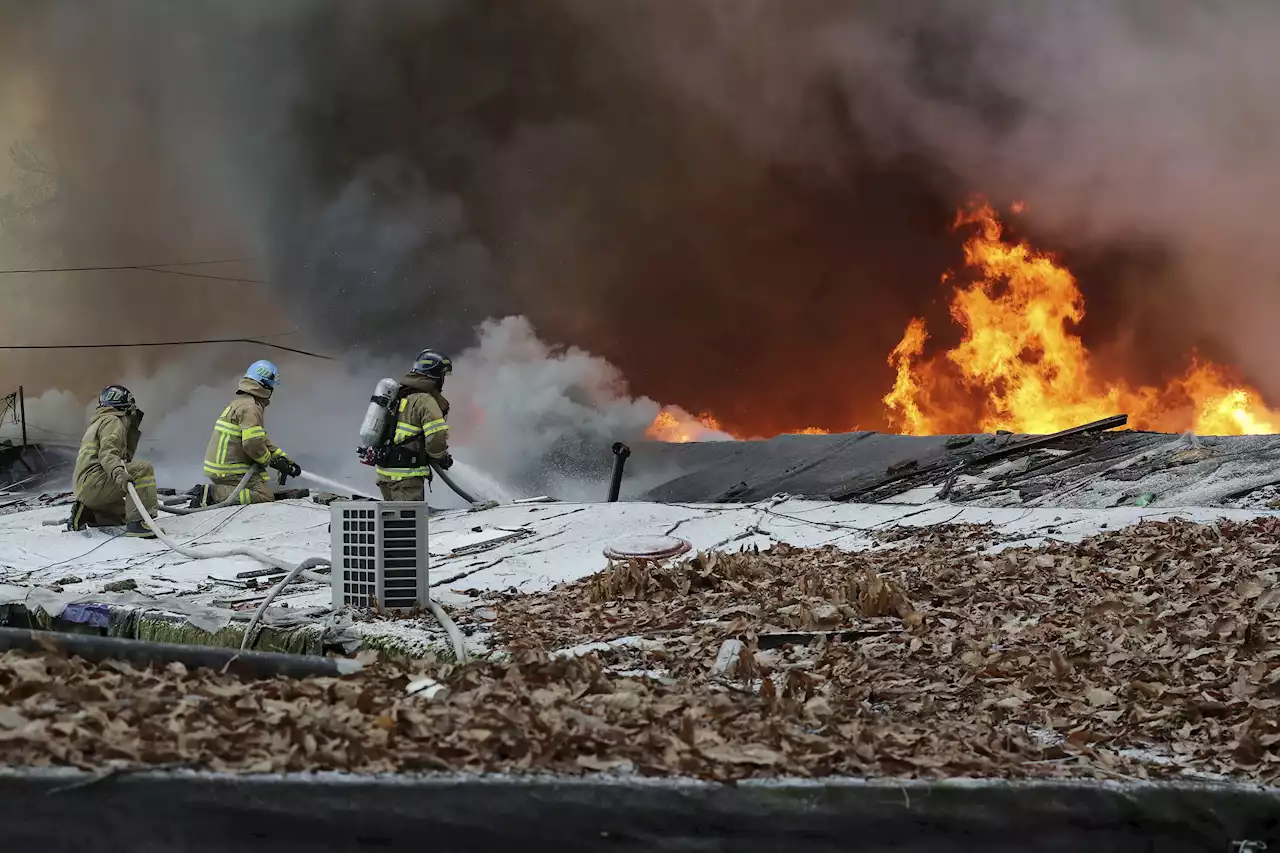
203,378,288,483
374,374,449,482
73,406,157,523
74,407,144,491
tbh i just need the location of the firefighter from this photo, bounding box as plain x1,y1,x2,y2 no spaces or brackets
200,360,300,505
70,385,159,538
375,349,454,501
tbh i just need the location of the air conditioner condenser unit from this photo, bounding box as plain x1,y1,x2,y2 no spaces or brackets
330,501,430,613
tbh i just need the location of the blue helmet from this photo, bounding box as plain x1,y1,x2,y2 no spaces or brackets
244,359,281,390
98,384,135,411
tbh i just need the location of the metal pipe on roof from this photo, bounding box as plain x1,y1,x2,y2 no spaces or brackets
607,442,631,502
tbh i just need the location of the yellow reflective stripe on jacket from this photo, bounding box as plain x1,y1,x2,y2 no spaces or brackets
204,460,253,475
213,408,237,467
421,418,448,437
242,425,266,440
375,465,431,481
392,398,421,442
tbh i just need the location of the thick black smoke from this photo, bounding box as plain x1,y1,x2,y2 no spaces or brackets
3,0,1278,435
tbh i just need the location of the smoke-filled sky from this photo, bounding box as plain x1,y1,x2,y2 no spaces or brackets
2,0,1279,439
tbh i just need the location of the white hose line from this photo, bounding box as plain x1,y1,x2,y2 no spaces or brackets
127,482,468,662
156,466,259,515
238,556,331,651
426,597,469,663
129,482,331,575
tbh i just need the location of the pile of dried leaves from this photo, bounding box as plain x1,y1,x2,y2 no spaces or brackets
3,516,1280,782
492,516,1280,781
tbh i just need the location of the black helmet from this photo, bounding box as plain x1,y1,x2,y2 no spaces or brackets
99,385,135,411
410,349,453,384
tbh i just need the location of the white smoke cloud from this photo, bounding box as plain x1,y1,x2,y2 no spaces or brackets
1,316,692,503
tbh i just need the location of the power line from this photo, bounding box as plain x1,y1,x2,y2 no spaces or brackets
0,337,335,360
0,257,266,284
142,257,257,268
136,266,264,283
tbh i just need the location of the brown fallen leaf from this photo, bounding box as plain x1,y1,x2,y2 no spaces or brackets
0,707,29,730
1050,650,1073,681
700,743,784,766
576,755,633,772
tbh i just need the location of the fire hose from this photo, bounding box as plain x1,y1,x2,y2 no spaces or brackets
430,460,478,504
124,483,468,662
155,465,259,515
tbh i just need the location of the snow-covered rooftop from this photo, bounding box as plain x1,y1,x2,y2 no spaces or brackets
2,492,1278,656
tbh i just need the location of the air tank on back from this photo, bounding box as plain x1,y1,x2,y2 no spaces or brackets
358,378,402,448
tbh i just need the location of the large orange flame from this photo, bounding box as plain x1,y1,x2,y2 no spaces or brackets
884,200,1278,436
645,198,1277,441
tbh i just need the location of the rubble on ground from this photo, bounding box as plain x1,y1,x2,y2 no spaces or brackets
4,516,1280,782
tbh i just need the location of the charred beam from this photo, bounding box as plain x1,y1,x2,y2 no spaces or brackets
968,414,1128,465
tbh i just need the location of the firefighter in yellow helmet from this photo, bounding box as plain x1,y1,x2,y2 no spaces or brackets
375,349,453,501
200,360,300,505
70,385,159,538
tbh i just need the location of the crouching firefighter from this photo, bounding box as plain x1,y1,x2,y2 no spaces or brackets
70,385,159,538
199,360,301,506
359,349,453,501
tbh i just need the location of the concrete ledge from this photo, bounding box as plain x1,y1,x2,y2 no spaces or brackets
1,769,1277,852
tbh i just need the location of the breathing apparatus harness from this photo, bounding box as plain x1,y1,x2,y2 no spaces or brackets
356,380,427,470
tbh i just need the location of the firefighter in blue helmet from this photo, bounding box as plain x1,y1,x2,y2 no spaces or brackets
375,349,453,501
200,360,300,505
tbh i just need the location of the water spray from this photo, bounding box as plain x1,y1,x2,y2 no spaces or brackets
294,470,381,501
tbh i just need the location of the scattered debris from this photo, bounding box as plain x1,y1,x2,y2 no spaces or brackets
101,579,138,593
448,529,534,557
3,517,1280,781
405,676,450,703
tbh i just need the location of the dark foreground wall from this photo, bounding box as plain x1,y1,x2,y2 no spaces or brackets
2,770,1277,853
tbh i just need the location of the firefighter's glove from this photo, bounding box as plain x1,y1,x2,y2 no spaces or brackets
112,466,133,489
435,452,454,471
269,456,299,478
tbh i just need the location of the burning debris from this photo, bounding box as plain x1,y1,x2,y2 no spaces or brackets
645,408,736,444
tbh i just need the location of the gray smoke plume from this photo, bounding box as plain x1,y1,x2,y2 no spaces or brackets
0,315,697,501
2,0,1280,443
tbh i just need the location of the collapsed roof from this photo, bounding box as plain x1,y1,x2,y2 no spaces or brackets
630,418,1280,509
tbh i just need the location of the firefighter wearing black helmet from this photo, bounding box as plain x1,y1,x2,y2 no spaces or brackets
375,349,454,501
69,385,159,538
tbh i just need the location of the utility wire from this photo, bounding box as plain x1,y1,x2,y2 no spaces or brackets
0,257,265,284
135,266,263,283
0,337,335,360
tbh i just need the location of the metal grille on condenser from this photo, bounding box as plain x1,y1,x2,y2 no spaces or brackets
381,508,420,610
339,507,377,608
